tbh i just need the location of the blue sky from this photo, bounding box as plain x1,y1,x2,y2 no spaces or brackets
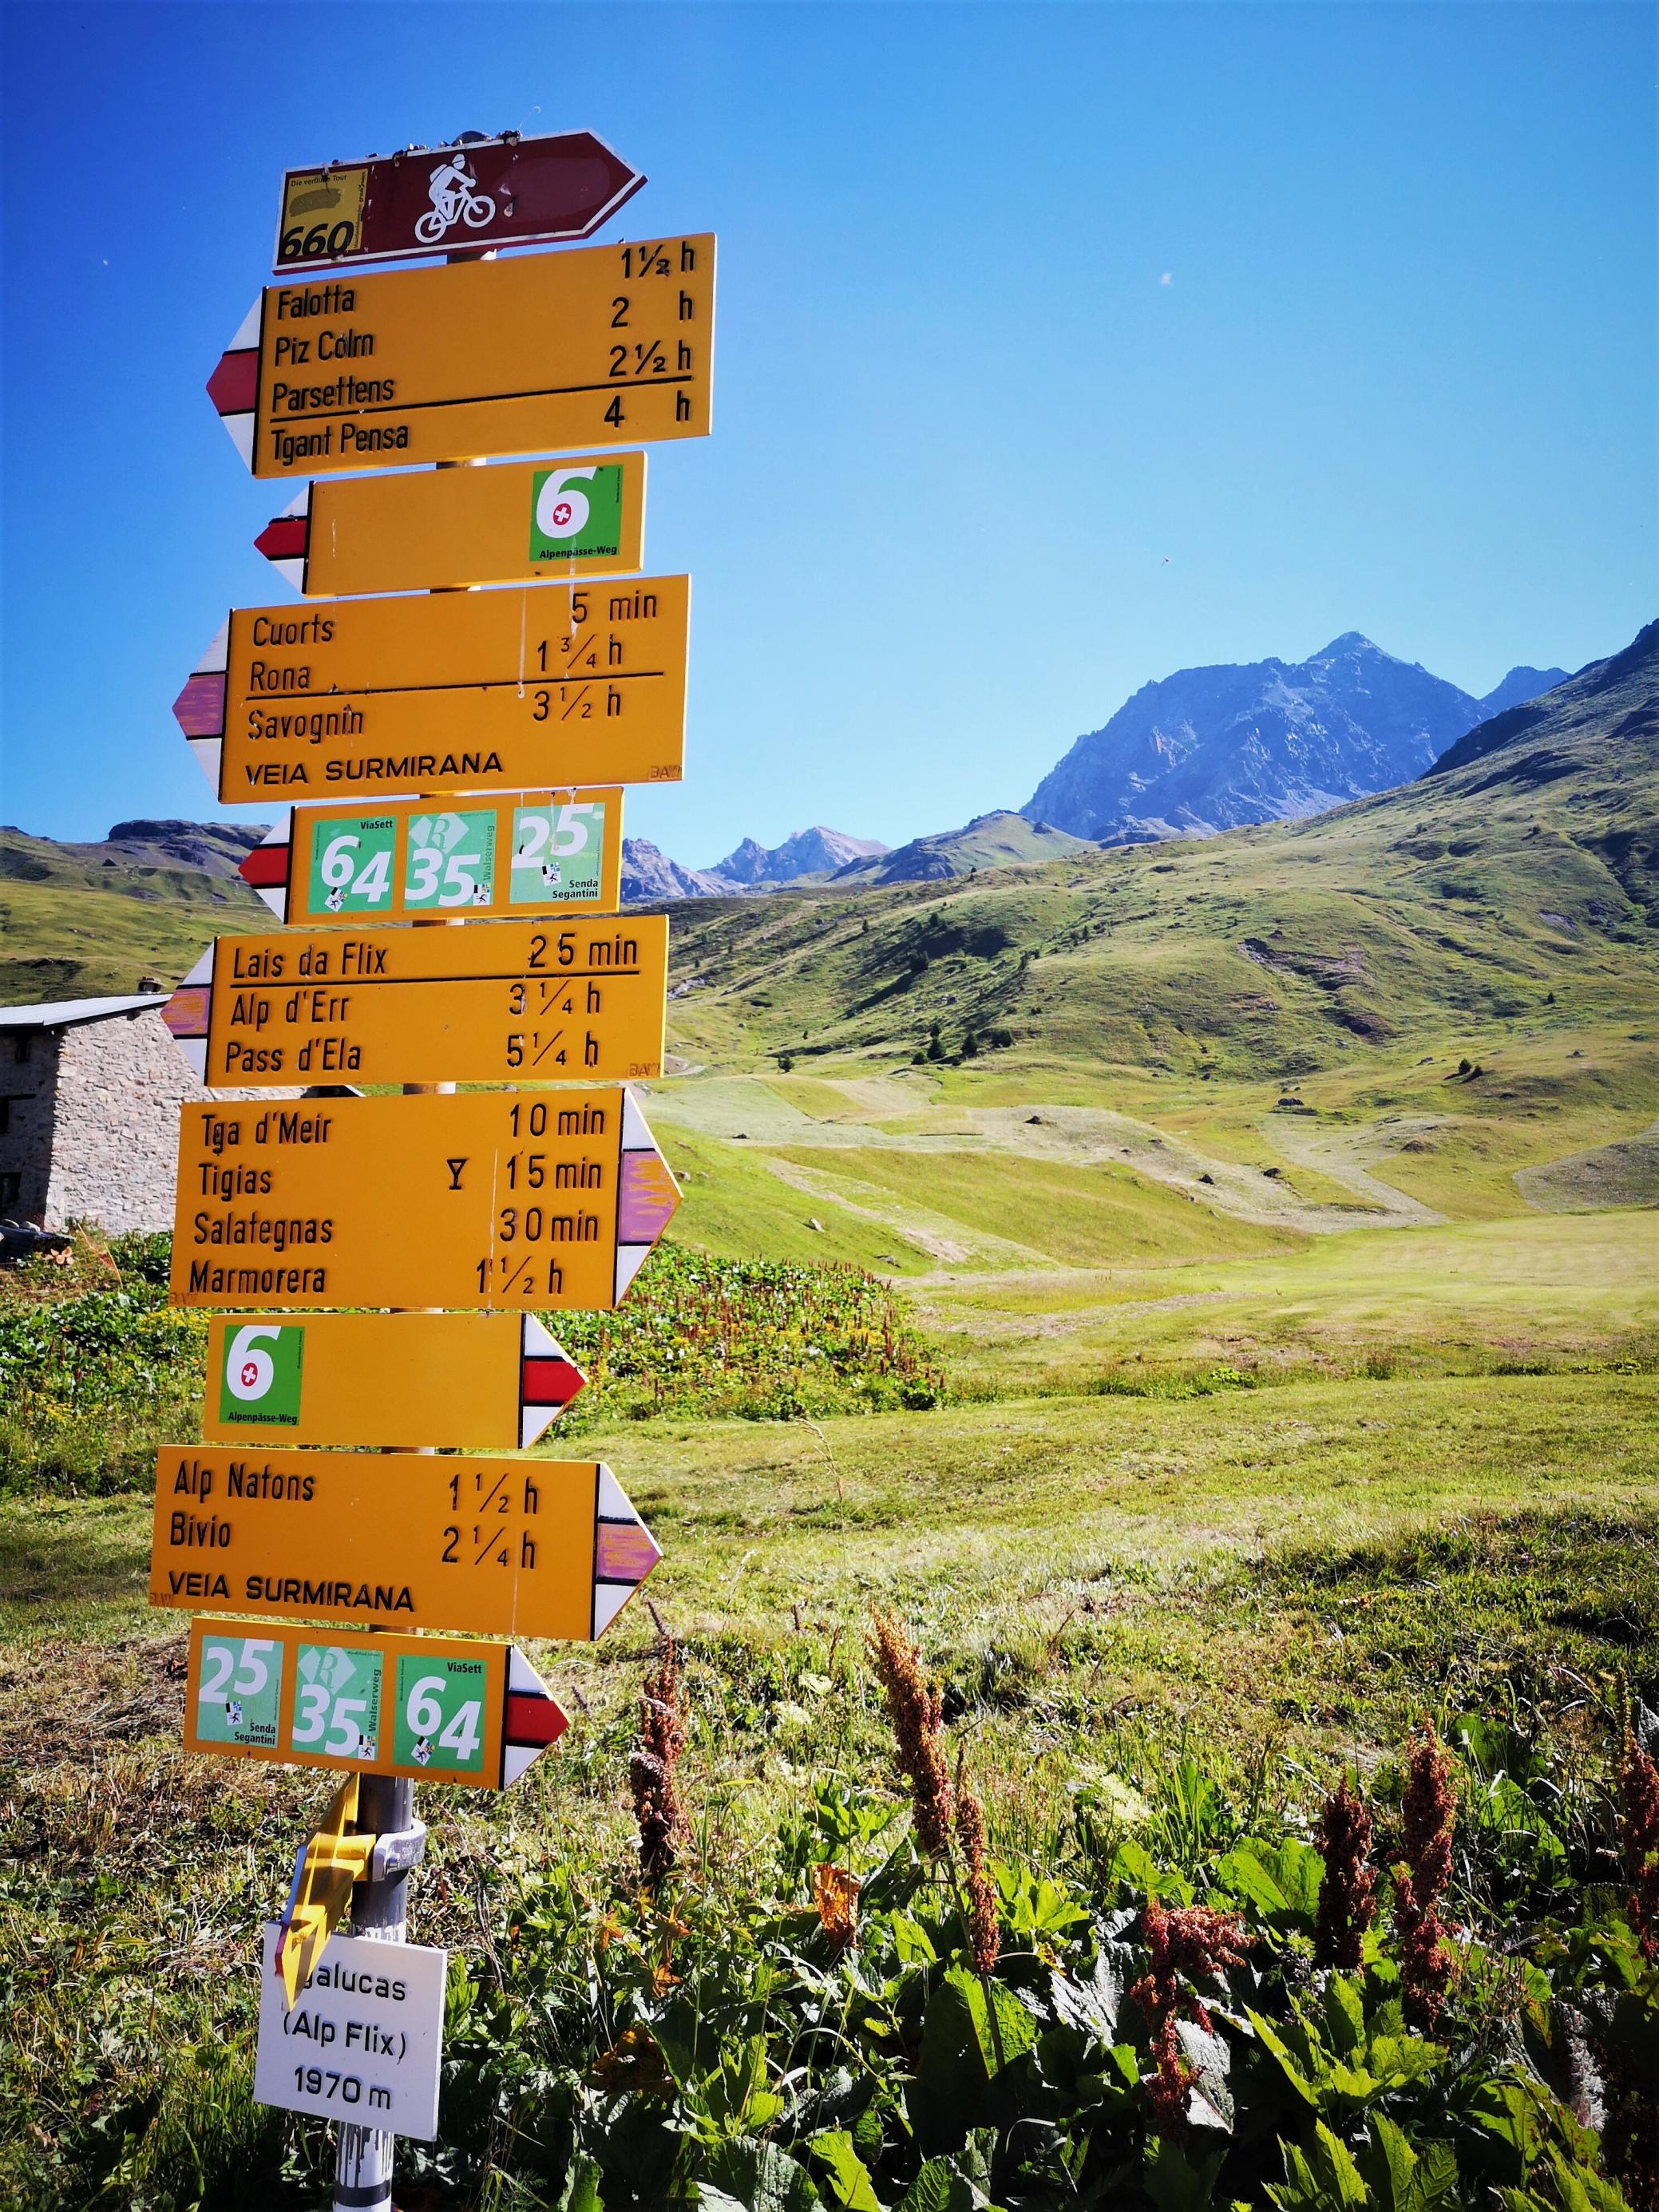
2,1,1653,867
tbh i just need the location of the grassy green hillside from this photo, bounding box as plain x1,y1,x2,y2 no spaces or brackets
6,629,1653,1336
2,641,1656,2211
0,829,266,1004
663,627,1657,1082
640,627,1658,1338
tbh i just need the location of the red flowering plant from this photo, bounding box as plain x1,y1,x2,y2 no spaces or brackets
1129,1897,1253,2134
1392,1722,1458,2029
1313,1774,1378,1972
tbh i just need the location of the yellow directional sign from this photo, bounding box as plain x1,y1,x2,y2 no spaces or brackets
151,1450,659,1640
165,914,668,1086
180,1616,568,1790
175,580,687,804
199,1312,584,1449
208,234,715,477
240,789,627,928
260,453,648,596
169,1086,679,1312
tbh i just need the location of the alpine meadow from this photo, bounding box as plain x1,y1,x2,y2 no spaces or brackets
2,592,1656,2209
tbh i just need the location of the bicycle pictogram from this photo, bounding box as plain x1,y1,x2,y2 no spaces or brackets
415,154,497,244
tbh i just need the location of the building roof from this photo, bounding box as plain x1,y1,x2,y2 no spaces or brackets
0,994,169,1031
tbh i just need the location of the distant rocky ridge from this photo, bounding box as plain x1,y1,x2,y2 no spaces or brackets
622,824,889,904
828,811,1092,885
622,639,1574,897
1471,666,1574,719
714,825,889,886
1021,635,1570,845
69,819,271,884
1430,619,1657,792
620,840,734,904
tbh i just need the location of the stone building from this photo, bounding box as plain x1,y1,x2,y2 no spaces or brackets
0,995,203,1234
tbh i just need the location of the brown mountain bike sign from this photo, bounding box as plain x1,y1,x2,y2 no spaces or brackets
275,132,645,271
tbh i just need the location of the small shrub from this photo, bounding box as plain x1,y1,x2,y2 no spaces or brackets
555,1243,949,1426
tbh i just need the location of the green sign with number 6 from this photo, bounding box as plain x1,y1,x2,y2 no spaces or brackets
218,1322,305,1425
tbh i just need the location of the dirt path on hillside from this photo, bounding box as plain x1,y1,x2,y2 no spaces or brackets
964,1106,1435,1233
645,1079,1441,1237
760,1157,1054,1267
1263,1115,1445,1226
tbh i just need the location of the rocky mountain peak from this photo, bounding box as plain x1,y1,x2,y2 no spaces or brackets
1019,634,1571,846
712,825,889,886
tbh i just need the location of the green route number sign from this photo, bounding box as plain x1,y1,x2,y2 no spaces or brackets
291,1642,384,1762
218,1322,306,1427
393,1655,488,1775
308,816,396,916
179,1620,556,1789
194,1632,284,1750
194,1632,390,1761
305,808,608,912
529,464,624,563
404,809,497,911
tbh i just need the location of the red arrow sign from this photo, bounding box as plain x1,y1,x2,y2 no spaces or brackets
275,131,645,272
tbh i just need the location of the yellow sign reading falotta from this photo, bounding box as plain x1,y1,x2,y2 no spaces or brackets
209,234,715,477
169,1087,679,1313
175,580,687,804
165,915,667,1086
151,1450,659,1641
260,453,647,596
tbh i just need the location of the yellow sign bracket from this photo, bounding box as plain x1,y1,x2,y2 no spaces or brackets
271,1776,427,2008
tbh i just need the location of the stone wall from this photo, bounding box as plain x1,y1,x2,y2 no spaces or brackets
0,1006,302,1237
42,1007,204,1233
0,1027,64,1225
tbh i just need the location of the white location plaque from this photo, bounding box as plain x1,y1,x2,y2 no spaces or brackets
253,1924,448,2141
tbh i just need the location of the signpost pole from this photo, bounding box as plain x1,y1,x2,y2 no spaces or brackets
331,1769,411,2212
336,213,484,2212
165,130,693,2179
332,1099,441,2212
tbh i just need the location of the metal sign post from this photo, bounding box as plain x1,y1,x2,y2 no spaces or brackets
331,1769,414,2212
